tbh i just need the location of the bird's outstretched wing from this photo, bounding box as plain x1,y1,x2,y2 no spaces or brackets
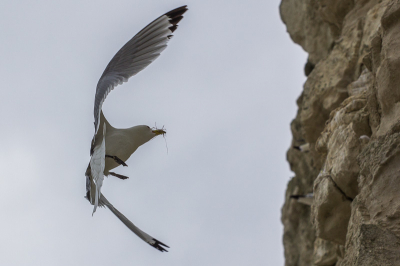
93,5,188,133
90,123,106,214
99,194,170,252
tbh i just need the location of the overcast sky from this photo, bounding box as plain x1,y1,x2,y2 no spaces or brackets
0,1,307,265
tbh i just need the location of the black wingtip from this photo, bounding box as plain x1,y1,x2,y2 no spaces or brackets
169,25,178,33
165,6,188,33
169,15,184,26
165,5,188,18
150,238,170,252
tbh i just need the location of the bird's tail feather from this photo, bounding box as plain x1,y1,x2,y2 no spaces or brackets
99,193,170,252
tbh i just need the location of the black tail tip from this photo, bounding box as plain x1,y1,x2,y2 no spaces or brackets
151,238,170,252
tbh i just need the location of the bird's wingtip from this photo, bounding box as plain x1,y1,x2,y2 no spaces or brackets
150,238,170,252
165,5,188,33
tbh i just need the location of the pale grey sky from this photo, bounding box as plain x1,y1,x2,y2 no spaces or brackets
0,0,306,265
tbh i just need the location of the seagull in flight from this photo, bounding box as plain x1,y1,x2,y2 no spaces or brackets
84,5,188,252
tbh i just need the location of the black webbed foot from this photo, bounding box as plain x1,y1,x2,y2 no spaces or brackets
105,155,128,166
109,172,129,180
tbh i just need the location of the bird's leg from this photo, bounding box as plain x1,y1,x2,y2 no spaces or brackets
105,155,128,166
109,172,129,180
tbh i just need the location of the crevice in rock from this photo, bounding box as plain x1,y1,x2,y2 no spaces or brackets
326,175,354,202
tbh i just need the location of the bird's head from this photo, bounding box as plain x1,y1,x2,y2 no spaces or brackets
131,125,166,147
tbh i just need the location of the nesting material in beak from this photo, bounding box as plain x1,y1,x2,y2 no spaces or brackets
152,128,166,136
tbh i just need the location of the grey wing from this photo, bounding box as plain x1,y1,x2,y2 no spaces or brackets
93,5,188,133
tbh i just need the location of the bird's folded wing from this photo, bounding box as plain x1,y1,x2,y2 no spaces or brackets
99,194,170,252
90,123,107,214
93,5,188,133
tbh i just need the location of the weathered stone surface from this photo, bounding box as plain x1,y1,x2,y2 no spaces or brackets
347,69,373,97
316,96,370,199
347,224,400,265
357,125,400,238
375,1,400,136
312,173,352,245
317,0,355,37
339,196,400,266
282,177,315,266
279,0,335,65
313,238,338,266
280,0,400,265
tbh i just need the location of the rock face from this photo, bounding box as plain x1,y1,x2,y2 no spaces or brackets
280,0,400,265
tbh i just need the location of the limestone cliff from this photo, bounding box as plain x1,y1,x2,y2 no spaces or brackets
280,0,400,265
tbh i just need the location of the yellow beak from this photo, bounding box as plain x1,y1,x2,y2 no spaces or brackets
152,129,166,136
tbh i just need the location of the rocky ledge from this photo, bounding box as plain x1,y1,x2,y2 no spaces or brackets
280,0,400,265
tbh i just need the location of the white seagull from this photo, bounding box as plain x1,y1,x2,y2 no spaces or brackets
294,143,310,153
290,193,314,206
84,5,188,252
